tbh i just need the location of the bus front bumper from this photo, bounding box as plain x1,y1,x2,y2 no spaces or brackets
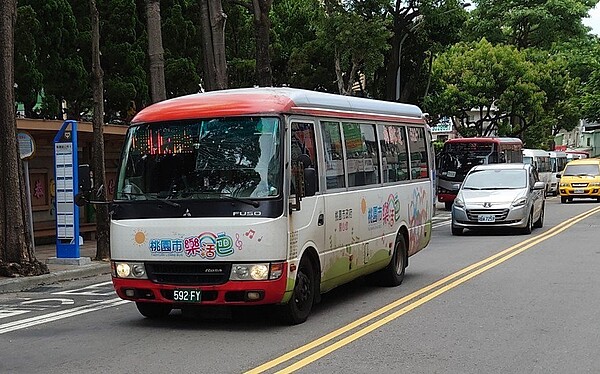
112,268,289,306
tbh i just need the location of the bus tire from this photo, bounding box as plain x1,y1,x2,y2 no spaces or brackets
136,302,172,319
373,235,407,287
280,256,316,325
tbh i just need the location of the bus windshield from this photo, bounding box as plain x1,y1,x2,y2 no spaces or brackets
438,143,494,181
116,117,282,201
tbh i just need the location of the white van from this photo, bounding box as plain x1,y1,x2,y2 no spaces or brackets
548,151,567,195
522,149,552,195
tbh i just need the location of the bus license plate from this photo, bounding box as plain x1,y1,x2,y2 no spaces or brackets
478,214,495,222
574,189,584,194
173,289,202,302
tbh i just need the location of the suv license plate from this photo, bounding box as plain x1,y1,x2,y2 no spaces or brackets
478,214,496,222
574,189,584,194
173,289,202,302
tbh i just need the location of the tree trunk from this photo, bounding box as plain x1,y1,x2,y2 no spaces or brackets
0,0,48,277
200,0,228,91
146,0,166,103
90,0,110,261
252,0,272,87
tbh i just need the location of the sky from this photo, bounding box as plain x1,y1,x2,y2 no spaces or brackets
583,4,600,36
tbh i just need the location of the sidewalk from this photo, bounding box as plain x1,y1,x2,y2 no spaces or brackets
0,240,111,293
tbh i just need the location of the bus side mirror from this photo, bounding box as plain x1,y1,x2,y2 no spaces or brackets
556,174,561,178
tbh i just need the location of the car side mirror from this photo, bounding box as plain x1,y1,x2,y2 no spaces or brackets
533,181,546,190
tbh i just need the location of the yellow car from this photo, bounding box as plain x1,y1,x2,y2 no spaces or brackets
557,158,600,203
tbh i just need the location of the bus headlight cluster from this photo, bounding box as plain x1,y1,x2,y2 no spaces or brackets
112,261,147,279
230,263,284,281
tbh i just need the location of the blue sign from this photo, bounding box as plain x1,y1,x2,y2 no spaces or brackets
53,120,80,258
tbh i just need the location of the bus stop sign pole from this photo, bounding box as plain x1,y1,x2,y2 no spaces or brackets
52,120,81,259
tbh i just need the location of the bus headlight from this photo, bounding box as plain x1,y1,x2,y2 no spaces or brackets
112,261,147,279
230,263,284,281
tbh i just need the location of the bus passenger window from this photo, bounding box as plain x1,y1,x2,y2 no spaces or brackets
408,127,429,180
342,122,380,187
378,125,409,182
322,121,346,189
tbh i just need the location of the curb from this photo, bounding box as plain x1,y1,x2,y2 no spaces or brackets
0,262,111,294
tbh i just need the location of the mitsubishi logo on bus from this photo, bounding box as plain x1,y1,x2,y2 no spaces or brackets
183,209,192,217
483,202,493,208
233,211,262,216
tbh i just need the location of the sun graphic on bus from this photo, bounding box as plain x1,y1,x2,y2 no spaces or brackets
134,230,147,246
361,197,367,215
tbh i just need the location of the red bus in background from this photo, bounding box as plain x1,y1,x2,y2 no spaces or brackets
436,137,523,210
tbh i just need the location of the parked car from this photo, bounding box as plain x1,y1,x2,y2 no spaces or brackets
451,163,546,235
557,158,600,203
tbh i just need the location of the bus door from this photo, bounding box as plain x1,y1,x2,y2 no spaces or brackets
288,121,325,264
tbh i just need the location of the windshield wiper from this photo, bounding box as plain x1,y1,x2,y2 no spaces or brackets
118,192,181,207
220,195,260,208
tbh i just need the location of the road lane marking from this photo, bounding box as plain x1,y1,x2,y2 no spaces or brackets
0,298,129,334
247,205,600,373
53,281,115,296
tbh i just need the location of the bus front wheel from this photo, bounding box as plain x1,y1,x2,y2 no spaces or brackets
280,256,316,325
136,302,172,319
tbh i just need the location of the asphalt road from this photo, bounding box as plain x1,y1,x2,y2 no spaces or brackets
1,196,599,374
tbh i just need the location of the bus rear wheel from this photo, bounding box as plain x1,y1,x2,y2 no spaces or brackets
136,302,172,319
370,235,407,287
280,256,316,325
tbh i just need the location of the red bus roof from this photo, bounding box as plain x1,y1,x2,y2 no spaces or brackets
132,87,424,124
445,137,522,145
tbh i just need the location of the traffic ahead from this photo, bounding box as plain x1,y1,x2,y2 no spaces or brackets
1,195,599,373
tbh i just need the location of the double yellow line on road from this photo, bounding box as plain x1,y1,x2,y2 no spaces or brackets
246,205,600,374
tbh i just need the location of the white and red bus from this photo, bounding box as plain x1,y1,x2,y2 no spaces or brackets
437,137,523,210
107,87,434,324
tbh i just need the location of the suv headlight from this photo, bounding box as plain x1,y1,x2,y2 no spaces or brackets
559,182,569,187
230,262,284,281
112,261,147,279
590,182,600,186
453,197,465,208
512,197,527,207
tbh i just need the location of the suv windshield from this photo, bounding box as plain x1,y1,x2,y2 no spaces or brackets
463,169,527,189
116,117,281,201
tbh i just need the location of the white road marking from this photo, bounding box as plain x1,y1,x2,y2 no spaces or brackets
0,310,31,319
0,298,129,334
52,281,114,296
21,298,74,306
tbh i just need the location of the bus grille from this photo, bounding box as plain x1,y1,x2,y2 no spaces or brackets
466,209,509,221
145,262,231,285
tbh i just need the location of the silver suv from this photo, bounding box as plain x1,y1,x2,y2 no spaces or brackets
451,163,546,235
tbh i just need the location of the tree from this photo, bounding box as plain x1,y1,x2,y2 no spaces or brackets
425,39,545,137
14,5,43,118
199,0,228,90
146,0,166,102
319,0,391,96
90,0,110,260
465,0,595,49
0,0,48,277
